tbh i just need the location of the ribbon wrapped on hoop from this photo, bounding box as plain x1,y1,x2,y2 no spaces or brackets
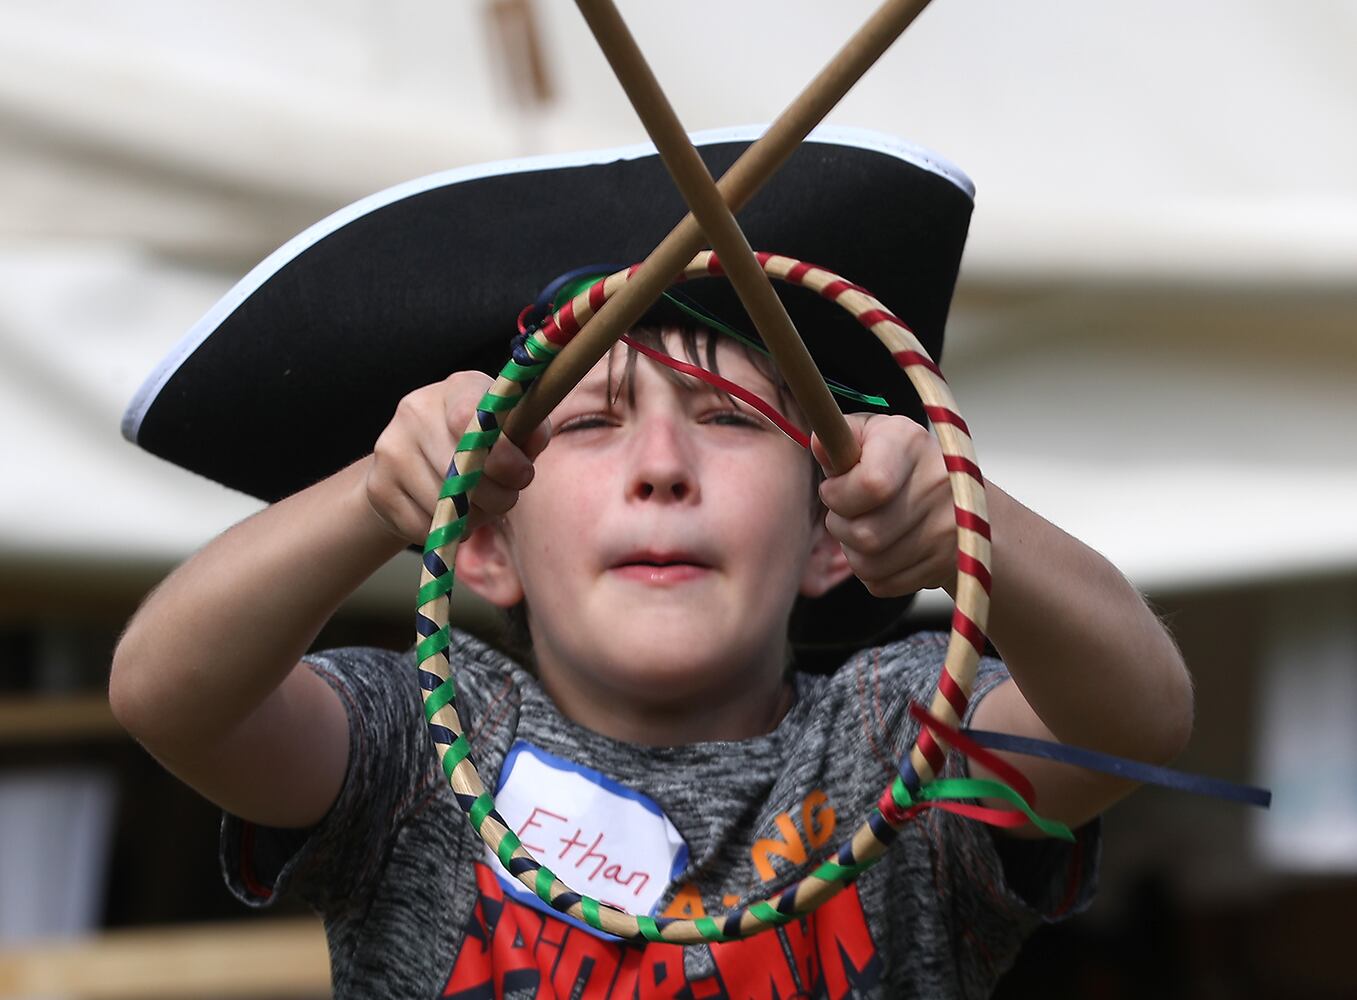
419,249,1003,944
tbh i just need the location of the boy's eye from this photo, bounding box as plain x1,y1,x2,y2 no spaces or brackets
556,413,618,433
701,408,763,430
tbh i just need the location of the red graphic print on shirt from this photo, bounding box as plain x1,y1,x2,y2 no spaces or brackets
442,862,883,998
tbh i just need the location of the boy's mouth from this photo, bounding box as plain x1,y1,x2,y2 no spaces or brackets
609,550,713,584
611,550,711,569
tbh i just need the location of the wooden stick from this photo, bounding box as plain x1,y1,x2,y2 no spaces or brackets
502,0,935,456
574,0,859,472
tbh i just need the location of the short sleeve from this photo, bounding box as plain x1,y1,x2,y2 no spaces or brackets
931,660,1101,992
847,633,1101,994
944,655,1100,905
219,646,440,912
988,822,1099,917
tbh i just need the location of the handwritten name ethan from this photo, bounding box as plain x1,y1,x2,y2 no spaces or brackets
516,807,652,901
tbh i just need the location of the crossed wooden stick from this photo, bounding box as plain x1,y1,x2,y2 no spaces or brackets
417,0,979,943
503,0,936,475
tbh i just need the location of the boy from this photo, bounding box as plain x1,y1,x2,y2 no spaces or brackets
112,130,1192,997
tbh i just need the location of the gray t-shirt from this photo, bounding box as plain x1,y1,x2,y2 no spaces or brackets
222,631,1098,998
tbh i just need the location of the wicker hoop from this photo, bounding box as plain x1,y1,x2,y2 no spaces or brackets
415,250,992,944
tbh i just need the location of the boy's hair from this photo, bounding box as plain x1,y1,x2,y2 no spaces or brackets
495,323,823,667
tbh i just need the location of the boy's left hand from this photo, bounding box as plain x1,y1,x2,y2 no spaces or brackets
812,414,957,597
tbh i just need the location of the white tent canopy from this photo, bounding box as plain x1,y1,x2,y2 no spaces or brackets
2,0,1354,608
5,1,1355,274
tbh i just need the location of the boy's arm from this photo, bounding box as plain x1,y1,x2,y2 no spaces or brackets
962,484,1192,833
814,415,1194,834
110,458,404,829
110,372,547,829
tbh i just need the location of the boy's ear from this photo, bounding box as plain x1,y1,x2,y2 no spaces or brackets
799,522,854,598
453,520,525,609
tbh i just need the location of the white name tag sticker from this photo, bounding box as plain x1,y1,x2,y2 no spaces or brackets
486,741,689,923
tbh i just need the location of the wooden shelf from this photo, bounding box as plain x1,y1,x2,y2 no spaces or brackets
0,917,329,999
0,694,126,746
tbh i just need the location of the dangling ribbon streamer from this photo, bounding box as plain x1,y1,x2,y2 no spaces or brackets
960,727,1272,809
881,701,1272,845
881,702,1075,841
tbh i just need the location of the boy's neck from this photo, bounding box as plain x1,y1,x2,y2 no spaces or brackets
533,654,797,747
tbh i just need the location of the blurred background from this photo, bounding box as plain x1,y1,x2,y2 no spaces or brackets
2,1,1354,997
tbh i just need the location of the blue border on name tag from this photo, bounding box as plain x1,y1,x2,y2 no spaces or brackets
489,740,691,938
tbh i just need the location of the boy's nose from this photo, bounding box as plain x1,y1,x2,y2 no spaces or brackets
627,420,698,504
633,476,691,502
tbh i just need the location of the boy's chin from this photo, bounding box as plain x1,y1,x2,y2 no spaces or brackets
589,631,781,697
534,596,796,704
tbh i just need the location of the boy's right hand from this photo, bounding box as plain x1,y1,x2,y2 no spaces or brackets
365,372,552,545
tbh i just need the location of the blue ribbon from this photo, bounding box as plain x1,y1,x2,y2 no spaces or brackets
961,729,1272,809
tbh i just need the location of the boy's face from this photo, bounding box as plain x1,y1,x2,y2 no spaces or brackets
466,331,847,719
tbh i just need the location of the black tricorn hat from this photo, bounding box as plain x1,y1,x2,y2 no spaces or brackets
122,125,975,665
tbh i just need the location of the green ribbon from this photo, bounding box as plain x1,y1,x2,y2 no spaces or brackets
581,896,603,930
812,856,878,883
456,429,500,452
423,518,467,553
439,470,481,499
416,572,454,607
502,358,546,382
748,900,797,928
441,734,471,782
477,392,520,413
891,775,1075,842
634,914,665,943
422,677,457,722
415,625,451,663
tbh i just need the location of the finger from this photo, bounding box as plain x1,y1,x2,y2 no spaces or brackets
844,547,955,598
465,476,519,519
370,433,440,538
823,499,929,559
818,427,915,520
441,371,494,448
820,452,913,521
391,422,468,535
482,436,538,492
520,417,553,462
836,510,957,593
414,431,457,501
809,414,870,477
419,445,499,537
383,487,438,547
809,431,834,477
